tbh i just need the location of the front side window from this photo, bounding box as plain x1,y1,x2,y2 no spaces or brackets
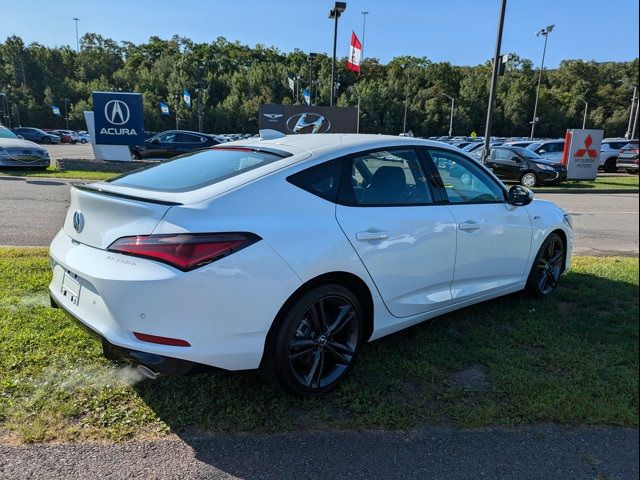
339,149,433,206
427,149,505,204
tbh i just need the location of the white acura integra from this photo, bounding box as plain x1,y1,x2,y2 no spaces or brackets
49,133,573,396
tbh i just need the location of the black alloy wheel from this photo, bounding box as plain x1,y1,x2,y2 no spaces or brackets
41,136,51,144
526,233,565,297
264,285,363,397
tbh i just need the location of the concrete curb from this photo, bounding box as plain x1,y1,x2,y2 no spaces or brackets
533,188,639,194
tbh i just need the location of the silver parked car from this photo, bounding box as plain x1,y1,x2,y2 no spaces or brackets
0,126,50,168
526,140,566,163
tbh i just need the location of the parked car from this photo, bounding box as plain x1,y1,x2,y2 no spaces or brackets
12,127,60,144
503,140,536,149
77,131,91,144
0,126,50,168
130,130,220,159
526,139,565,163
617,140,639,173
49,134,573,396
599,138,630,172
53,129,80,144
485,146,567,187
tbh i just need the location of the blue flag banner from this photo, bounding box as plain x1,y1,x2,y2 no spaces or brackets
183,88,191,108
160,102,170,116
51,105,61,116
303,88,311,106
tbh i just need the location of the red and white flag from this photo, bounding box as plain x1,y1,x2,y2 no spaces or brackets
346,31,362,73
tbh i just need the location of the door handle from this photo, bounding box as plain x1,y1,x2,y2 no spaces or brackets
458,221,482,231
356,231,389,241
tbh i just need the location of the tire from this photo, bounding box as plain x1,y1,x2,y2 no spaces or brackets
627,169,638,175
261,284,364,397
41,137,51,145
525,233,565,298
520,172,538,188
131,150,141,160
80,139,87,144
604,158,617,173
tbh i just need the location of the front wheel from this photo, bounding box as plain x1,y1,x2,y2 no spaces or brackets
526,233,565,298
520,172,538,188
262,284,364,397
604,158,617,173
41,137,51,144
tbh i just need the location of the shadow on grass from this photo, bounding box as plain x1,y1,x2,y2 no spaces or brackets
131,263,639,467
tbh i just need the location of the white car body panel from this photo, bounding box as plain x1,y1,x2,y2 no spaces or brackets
49,134,573,372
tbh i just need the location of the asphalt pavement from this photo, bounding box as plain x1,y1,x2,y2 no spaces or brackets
0,175,638,256
1,425,637,480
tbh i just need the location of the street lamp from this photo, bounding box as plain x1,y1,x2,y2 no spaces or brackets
530,24,554,139
72,18,80,52
625,86,637,139
328,2,346,107
308,52,317,106
63,98,70,130
578,95,588,129
443,93,455,137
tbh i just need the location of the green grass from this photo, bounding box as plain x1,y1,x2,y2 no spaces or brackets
536,175,639,190
0,248,637,443
0,167,115,180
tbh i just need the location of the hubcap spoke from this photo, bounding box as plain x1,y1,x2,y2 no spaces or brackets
289,346,317,360
327,340,355,357
326,305,354,336
307,300,326,334
537,271,547,291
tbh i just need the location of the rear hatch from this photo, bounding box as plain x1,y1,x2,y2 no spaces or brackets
63,185,176,250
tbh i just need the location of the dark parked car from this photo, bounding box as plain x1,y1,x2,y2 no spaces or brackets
12,127,60,144
485,146,567,187
130,130,220,159
617,141,639,174
0,126,50,168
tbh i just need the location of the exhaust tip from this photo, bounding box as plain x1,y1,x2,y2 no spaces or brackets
137,364,159,380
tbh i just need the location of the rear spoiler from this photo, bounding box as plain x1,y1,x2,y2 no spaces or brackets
72,184,182,206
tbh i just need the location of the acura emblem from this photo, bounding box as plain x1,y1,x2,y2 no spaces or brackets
72,211,85,233
104,100,130,126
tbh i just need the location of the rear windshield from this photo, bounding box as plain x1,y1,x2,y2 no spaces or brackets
108,147,287,192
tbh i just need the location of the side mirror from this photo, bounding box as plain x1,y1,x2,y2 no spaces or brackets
17,135,24,139
151,138,160,145
538,149,546,154
508,185,534,206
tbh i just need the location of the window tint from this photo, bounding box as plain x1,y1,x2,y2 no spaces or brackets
493,149,515,161
287,159,342,202
174,133,198,143
428,149,505,204
339,149,433,206
108,148,285,192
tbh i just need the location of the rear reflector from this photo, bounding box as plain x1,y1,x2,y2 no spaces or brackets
134,332,191,347
108,232,260,271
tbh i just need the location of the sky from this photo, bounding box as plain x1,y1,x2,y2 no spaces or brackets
2,0,638,67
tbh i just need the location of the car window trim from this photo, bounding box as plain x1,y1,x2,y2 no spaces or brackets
418,146,509,205
336,145,438,208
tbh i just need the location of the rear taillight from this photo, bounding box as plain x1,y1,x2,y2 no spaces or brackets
108,233,260,271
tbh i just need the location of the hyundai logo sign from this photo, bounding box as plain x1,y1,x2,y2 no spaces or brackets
104,100,131,125
92,92,144,145
286,113,331,134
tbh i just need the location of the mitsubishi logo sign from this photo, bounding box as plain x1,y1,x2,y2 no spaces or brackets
575,134,598,158
92,92,144,145
104,100,130,125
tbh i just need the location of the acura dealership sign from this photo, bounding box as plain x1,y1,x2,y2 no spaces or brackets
92,92,144,145
259,104,357,134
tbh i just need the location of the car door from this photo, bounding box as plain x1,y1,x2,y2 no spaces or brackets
425,148,533,301
486,148,523,181
335,147,457,318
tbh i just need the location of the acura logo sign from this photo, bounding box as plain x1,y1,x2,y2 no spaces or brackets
104,100,130,125
286,113,331,134
72,211,85,233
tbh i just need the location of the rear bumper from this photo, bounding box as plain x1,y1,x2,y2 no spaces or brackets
51,294,195,375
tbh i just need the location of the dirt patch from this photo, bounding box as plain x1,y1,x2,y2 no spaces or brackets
446,363,491,392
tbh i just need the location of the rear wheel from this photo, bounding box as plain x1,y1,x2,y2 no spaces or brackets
41,137,51,144
262,284,364,397
604,158,617,173
520,172,538,188
526,233,565,298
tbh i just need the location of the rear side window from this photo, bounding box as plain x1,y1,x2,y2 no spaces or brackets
109,148,287,192
287,159,342,202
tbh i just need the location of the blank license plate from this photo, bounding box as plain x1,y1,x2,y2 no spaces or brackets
61,272,81,306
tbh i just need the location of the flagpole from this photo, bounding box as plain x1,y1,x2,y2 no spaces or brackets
357,11,369,134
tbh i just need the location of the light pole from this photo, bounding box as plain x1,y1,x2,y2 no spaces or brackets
357,10,369,133
72,18,80,52
481,0,508,162
530,24,554,140
402,68,412,135
308,52,317,106
625,86,637,139
0,93,9,127
443,93,455,137
328,2,346,106
63,98,69,129
578,95,588,129
632,96,639,140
